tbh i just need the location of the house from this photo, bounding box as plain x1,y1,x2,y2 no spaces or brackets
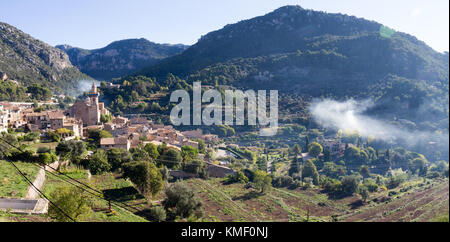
0,102,24,128
100,136,131,150
130,117,152,125
143,140,181,151
323,139,346,158
0,105,9,133
182,129,203,139
202,134,219,142
63,118,84,139
181,139,199,149
112,116,128,126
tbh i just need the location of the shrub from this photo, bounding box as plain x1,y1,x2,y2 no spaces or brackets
322,178,342,194
358,185,369,202
160,148,182,169
48,186,91,222
364,181,379,193
227,170,249,184
38,153,53,165
302,159,320,185
149,206,167,222
253,170,272,193
122,161,164,198
341,176,359,196
87,149,111,175
386,174,406,189
37,146,51,154
163,183,203,219
272,176,294,188
308,142,323,157
303,177,313,189
426,172,441,179
106,148,131,171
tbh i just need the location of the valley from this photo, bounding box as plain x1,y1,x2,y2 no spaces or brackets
0,4,448,224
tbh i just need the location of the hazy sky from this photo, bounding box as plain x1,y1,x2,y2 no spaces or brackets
1,0,448,52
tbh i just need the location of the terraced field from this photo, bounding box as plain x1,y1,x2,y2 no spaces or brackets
185,178,345,222
183,178,449,222
340,179,449,222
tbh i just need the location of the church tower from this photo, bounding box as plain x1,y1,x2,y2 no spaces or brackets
87,81,100,124
88,81,99,106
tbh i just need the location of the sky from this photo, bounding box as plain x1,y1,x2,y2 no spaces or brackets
1,0,448,52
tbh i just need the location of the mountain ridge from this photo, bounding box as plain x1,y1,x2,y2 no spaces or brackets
56,38,189,80
135,5,448,83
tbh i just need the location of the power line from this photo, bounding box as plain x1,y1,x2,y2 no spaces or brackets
37,164,141,214
2,157,76,222
0,138,142,215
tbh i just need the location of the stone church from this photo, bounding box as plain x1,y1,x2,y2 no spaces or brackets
67,82,110,126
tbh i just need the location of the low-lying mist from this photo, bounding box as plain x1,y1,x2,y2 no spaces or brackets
309,99,449,158
67,79,100,97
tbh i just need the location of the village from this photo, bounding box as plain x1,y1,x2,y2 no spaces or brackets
0,82,224,152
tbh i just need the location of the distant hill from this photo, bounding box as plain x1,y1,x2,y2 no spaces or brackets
0,22,92,94
57,39,189,80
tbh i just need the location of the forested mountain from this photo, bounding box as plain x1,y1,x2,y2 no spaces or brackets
0,22,91,94
57,39,189,80
137,5,447,80
132,5,448,125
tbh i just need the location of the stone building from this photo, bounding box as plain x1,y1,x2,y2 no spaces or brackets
100,136,131,150
67,82,109,126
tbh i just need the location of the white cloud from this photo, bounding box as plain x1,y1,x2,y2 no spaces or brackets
411,7,423,17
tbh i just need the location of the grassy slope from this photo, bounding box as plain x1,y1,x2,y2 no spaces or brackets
0,161,40,198
41,168,147,222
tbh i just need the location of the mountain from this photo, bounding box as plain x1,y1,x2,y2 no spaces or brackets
0,22,92,94
57,39,189,80
135,5,448,123
137,5,382,77
138,5,448,81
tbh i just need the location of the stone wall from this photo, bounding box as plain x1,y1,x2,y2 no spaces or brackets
26,166,45,199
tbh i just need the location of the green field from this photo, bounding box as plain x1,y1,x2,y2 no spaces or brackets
0,161,40,198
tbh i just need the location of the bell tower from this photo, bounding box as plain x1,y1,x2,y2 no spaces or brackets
88,81,99,106
87,81,100,124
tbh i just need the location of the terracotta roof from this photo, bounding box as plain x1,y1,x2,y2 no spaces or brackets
48,111,64,119
100,138,115,145
100,137,129,146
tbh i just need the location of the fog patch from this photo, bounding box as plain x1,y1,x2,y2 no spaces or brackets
309,99,449,149
67,79,100,97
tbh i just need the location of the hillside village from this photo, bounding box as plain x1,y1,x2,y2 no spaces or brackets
1,82,221,153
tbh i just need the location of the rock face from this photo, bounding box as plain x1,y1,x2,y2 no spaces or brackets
57,38,189,80
0,22,91,92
